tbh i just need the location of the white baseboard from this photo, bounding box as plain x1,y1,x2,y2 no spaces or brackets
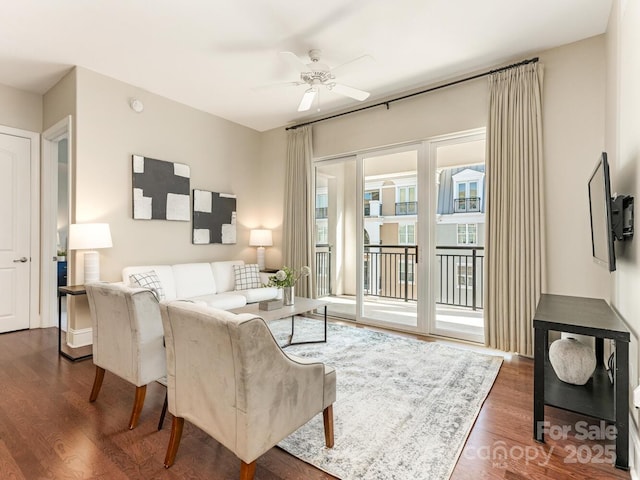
66,327,93,348
630,411,639,479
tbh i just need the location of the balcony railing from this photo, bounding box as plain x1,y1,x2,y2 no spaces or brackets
315,244,332,297
363,245,418,302
435,246,484,310
315,244,484,311
315,207,328,219
395,201,417,215
454,197,481,213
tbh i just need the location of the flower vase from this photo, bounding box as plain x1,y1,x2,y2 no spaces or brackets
283,286,295,306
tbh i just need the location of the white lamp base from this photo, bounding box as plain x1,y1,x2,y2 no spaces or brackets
84,250,100,283
256,246,265,271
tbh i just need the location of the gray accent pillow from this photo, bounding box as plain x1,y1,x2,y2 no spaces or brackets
129,270,165,300
233,264,262,290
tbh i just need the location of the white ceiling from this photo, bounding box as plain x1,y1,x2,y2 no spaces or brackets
1,0,612,132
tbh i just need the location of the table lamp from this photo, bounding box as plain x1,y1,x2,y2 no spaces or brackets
249,229,272,271
68,223,113,283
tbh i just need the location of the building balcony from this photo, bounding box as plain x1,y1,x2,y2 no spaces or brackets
315,207,328,219
315,244,484,312
395,201,417,215
454,197,481,213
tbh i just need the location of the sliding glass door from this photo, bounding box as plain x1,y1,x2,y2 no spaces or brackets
360,146,421,328
429,130,486,343
314,130,485,343
314,145,425,331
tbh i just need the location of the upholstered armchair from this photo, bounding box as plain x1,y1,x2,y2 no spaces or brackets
160,301,336,480
85,282,167,429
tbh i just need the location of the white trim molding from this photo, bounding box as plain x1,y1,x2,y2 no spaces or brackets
630,411,639,479
67,326,93,348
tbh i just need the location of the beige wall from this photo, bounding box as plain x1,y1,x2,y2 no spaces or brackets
541,35,610,297
261,35,609,300
51,68,263,330
607,0,640,460
0,83,42,132
43,69,76,131
72,67,263,286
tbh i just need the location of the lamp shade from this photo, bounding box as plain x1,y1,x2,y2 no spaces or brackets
249,229,273,247
68,223,113,250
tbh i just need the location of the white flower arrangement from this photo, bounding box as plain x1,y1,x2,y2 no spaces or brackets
268,266,311,288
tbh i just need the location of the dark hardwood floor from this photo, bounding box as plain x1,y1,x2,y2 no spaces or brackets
0,326,630,479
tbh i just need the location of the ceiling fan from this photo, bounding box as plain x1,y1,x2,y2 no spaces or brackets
279,49,372,112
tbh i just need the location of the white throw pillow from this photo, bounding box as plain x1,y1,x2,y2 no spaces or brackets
233,264,262,290
129,270,165,300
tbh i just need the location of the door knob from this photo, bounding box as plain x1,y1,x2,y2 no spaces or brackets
13,257,28,263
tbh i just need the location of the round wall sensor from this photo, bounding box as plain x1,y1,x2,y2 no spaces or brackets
130,98,144,113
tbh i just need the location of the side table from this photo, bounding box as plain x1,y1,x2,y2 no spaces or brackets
58,285,93,361
533,294,630,470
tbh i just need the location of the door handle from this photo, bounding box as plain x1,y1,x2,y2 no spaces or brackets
13,257,28,263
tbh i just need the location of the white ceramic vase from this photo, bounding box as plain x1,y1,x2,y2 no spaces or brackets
549,338,596,385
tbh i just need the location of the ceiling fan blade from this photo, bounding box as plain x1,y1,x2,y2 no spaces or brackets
330,54,375,78
330,83,370,101
280,51,309,73
298,89,317,112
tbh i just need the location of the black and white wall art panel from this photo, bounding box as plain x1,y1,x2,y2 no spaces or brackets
192,189,237,244
132,155,191,221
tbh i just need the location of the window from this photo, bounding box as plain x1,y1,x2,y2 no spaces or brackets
316,193,328,208
457,264,474,290
399,259,415,284
316,193,328,219
317,224,328,244
396,185,417,215
364,189,380,216
452,168,484,212
399,224,415,244
457,224,477,245
398,185,416,202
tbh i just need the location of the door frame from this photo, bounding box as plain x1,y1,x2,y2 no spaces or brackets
0,124,40,329
426,128,486,343
356,141,428,333
41,116,72,328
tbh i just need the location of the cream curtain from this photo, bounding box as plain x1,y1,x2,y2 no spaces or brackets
283,125,315,298
485,63,545,356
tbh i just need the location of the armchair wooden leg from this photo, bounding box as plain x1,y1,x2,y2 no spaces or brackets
164,417,185,468
128,385,147,430
239,460,256,480
89,366,105,402
323,404,334,448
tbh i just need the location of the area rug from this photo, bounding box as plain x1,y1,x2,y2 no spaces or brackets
268,317,503,480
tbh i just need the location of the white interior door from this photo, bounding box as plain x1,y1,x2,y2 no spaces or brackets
0,132,31,333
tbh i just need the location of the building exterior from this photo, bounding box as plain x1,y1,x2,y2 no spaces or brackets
316,163,485,310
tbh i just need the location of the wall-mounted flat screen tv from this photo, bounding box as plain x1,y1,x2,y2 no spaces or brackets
588,152,616,272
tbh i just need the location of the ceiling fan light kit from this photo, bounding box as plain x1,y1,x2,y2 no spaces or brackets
280,49,371,112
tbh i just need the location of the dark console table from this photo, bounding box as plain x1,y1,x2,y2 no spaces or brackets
533,294,630,470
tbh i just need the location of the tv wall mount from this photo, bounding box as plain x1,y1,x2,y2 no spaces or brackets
611,194,634,240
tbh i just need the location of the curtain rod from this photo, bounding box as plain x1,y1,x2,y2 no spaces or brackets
285,56,539,131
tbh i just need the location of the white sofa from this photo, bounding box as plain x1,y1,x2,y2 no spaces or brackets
122,260,278,310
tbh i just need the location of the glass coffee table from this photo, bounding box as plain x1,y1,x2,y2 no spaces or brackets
231,297,328,346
